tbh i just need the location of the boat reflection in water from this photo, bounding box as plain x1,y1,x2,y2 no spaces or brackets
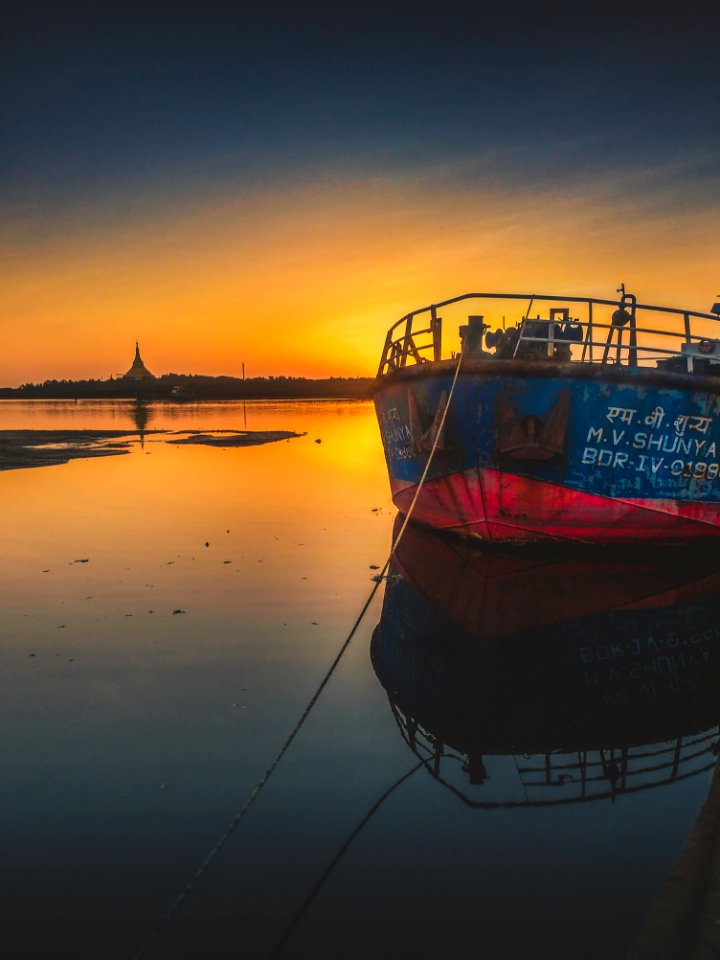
372,518,720,807
370,518,720,955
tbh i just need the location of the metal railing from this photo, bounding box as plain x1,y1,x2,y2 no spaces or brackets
378,303,443,375
377,291,720,377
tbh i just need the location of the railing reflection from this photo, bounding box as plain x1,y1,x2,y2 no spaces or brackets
372,517,720,808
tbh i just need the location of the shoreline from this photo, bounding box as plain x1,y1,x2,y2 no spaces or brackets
0,378,376,402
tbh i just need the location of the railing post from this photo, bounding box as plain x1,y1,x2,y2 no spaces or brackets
684,313,694,372
377,330,392,377
400,315,413,366
628,312,638,367
582,301,593,363
430,305,442,361
547,319,555,359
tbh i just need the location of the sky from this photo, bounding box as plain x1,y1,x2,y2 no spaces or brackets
2,2,720,386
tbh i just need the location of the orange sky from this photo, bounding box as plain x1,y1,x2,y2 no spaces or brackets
4,161,720,387
4,7,720,389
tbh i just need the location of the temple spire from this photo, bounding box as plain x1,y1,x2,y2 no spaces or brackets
123,341,155,381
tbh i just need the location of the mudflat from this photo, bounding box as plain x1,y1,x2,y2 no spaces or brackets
170,430,303,447
0,430,143,470
0,429,304,470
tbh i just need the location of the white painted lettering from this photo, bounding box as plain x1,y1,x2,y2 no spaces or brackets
645,407,666,428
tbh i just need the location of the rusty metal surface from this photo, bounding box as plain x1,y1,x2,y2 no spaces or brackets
374,357,720,396
374,365,720,543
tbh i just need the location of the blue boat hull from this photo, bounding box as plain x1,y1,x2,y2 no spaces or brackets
374,360,720,543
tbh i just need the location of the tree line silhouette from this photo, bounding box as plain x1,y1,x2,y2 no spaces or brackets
0,373,375,401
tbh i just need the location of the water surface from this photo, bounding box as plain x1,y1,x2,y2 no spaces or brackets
1,399,716,958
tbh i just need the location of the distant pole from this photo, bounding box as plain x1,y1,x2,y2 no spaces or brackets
242,362,247,429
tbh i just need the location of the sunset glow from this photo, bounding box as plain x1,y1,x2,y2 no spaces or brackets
3,7,719,387
4,6,720,952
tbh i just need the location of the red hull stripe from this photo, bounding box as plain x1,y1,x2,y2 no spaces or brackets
390,468,720,543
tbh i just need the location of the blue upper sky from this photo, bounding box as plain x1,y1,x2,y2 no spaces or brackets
3,2,719,212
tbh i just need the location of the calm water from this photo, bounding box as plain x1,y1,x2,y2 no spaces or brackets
2,399,718,959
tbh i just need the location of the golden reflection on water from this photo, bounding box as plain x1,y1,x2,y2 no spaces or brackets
0,399,405,958
2,400,392,648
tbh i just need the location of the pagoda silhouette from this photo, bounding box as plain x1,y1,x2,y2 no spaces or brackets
123,342,155,382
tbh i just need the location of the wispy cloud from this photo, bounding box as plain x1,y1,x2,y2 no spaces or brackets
3,147,719,385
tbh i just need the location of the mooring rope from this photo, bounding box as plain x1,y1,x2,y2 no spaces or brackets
133,342,466,959
268,760,427,959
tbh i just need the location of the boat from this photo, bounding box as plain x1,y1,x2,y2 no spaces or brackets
371,516,720,806
373,288,720,543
